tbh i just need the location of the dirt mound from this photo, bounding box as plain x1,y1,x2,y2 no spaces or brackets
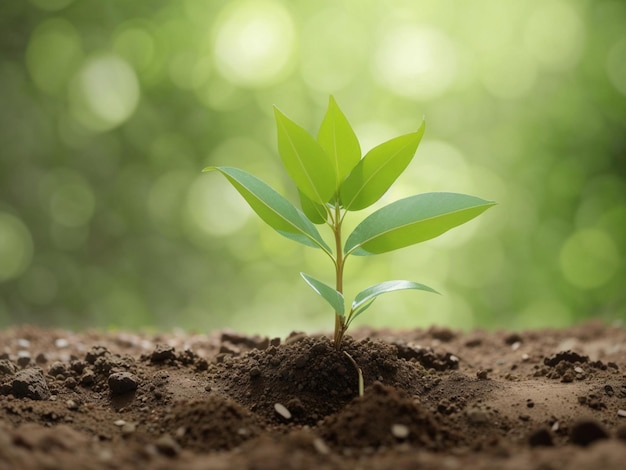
207,335,430,424
320,381,460,450
161,396,261,451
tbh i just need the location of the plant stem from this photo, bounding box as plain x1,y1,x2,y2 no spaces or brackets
333,202,346,349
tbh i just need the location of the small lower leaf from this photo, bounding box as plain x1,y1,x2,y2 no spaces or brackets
350,280,439,322
300,272,345,316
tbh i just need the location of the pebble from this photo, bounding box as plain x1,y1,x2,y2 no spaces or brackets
274,403,292,420
66,399,80,411
55,338,69,348
313,437,330,455
108,372,140,394
121,422,137,436
618,409,626,418
391,424,410,439
155,434,181,457
16,339,31,348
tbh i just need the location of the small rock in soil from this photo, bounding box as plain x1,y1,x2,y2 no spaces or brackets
108,371,140,394
11,368,51,400
155,434,181,457
528,427,554,447
569,419,609,447
391,423,410,439
274,402,292,420
504,333,523,345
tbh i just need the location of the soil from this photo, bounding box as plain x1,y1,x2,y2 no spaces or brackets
1,322,625,469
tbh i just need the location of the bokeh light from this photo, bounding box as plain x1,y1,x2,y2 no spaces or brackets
0,213,34,283
373,25,458,100
559,229,620,289
0,0,624,334
213,0,296,88
70,54,140,132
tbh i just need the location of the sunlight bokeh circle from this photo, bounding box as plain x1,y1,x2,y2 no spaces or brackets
559,229,620,289
0,213,34,283
70,54,140,131
373,25,458,100
213,0,296,87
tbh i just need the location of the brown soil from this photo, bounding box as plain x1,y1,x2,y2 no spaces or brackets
1,322,625,469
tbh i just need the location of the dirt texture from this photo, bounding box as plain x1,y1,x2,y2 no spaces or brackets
1,321,625,469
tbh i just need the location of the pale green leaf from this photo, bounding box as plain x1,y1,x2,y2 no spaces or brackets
299,189,328,224
317,96,361,186
344,192,496,256
204,167,332,254
340,121,425,211
350,280,439,322
300,272,345,316
274,107,336,204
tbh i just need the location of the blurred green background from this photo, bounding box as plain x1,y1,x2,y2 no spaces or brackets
1,0,625,336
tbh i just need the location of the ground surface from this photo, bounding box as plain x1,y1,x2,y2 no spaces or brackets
0,322,625,469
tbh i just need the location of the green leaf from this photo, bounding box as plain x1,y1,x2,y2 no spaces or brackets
274,107,337,205
344,192,496,256
300,272,345,316
299,189,328,225
204,167,332,254
350,280,439,322
340,121,425,211
317,96,361,187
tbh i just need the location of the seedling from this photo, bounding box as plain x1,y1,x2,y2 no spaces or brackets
204,97,495,350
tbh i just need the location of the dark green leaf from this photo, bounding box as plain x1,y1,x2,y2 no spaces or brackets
344,192,496,255
340,121,425,211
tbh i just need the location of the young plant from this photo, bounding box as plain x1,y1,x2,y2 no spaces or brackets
204,97,495,350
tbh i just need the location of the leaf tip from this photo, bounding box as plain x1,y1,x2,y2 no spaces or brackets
273,105,285,118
